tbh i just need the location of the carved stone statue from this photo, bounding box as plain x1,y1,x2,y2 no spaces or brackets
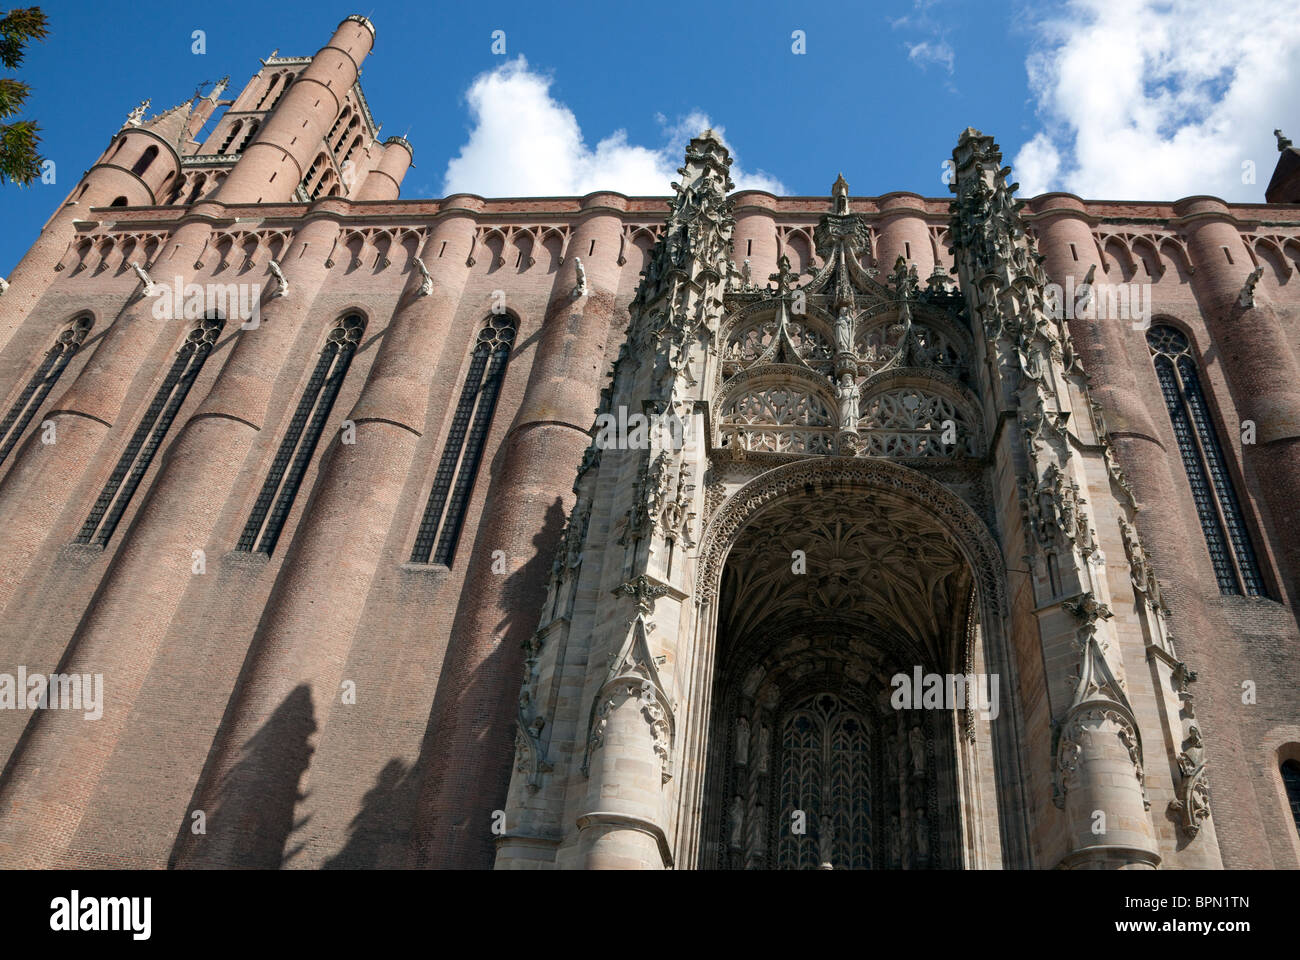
268,259,289,299
125,99,150,127
741,258,752,288
818,825,835,869
755,724,770,775
572,256,588,299
834,305,855,354
835,372,860,429
909,723,926,777
832,172,850,215
1239,266,1264,308
728,796,744,850
129,261,156,296
915,809,930,860
889,815,901,865
413,256,433,297
735,716,749,766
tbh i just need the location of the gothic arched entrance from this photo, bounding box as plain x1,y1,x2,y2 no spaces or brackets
684,458,1027,870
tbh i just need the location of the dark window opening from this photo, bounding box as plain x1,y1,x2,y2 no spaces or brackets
411,313,517,565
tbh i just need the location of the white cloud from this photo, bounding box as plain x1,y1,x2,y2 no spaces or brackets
441,57,786,198
1012,0,1300,200
907,41,955,74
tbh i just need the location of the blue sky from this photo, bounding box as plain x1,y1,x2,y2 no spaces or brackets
3,0,1298,276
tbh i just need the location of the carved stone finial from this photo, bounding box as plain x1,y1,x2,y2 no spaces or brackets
413,256,433,297
268,260,289,299
129,261,156,296
1239,265,1263,308
1276,128,1293,152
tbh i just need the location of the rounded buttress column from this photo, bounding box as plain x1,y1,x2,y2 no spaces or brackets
1176,195,1300,602
0,214,344,867
354,136,413,201
409,196,627,869
874,193,935,278
731,193,779,285
215,16,375,205
0,214,216,618
0,126,178,354
575,684,670,869
1057,704,1161,869
172,206,479,869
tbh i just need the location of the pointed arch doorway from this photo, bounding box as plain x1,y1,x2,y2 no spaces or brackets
683,459,1030,869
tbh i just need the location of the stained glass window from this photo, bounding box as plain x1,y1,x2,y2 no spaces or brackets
238,314,364,555
1282,759,1300,838
0,315,93,466
77,317,223,547
1146,325,1265,596
411,313,517,566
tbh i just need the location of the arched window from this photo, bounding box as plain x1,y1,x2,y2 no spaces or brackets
341,135,363,167
236,121,258,153
271,75,292,109
254,74,280,110
76,317,223,547
110,196,128,207
327,109,352,150
131,145,158,176
1283,759,1300,838
411,314,517,565
184,174,206,205
298,154,327,199
0,316,94,466
1146,324,1265,595
238,315,365,555
219,121,243,154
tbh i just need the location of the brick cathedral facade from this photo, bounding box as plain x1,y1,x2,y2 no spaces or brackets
0,16,1298,869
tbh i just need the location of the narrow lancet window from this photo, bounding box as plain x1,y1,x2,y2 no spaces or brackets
1146,324,1265,595
411,313,517,566
76,317,223,547
0,315,93,466
238,314,365,555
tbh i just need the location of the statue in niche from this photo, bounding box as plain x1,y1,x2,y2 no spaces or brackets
735,716,750,766
834,305,855,354
749,804,766,859
835,373,860,428
728,796,744,851
909,723,926,777
889,815,901,865
915,809,930,860
755,724,770,775
818,825,835,869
